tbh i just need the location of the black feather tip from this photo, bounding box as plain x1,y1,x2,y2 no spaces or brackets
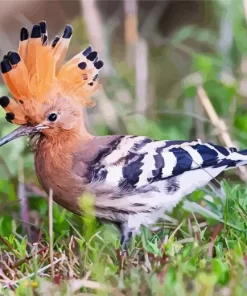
5,112,15,123
62,25,73,39
94,60,104,70
93,74,98,81
31,25,41,38
8,52,21,65
20,27,29,41
78,62,87,70
42,35,48,45
82,46,92,57
87,51,97,62
7,51,13,57
51,36,60,48
1,59,12,73
0,96,10,108
39,21,47,34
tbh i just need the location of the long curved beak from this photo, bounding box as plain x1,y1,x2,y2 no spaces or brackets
0,124,48,147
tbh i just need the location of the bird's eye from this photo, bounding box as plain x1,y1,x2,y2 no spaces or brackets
48,113,57,122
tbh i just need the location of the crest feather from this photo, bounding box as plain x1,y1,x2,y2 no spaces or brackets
0,96,26,124
0,21,104,125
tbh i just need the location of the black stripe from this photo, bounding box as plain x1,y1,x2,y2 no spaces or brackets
93,136,125,164
132,137,152,151
229,147,237,152
164,140,188,148
132,203,146,207
193,144,218,166
96,206,131,215
213,159,238,168
170,147,193,176
90,165,108,183
118,178,135,191
119,152,146,188
165,178,180,194
237,150,247,155
136,184,160,193
86,136,125,183
209,143,230,156
148,146,165,183
97,206,153,215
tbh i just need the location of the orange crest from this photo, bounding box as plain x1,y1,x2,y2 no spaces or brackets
0,21,103,125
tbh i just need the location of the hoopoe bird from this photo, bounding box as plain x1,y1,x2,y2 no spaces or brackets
0,21,247,251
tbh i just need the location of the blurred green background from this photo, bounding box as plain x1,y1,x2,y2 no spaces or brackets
1,0,247,293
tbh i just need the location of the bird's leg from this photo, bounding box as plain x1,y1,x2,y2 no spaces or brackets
120,222,133,256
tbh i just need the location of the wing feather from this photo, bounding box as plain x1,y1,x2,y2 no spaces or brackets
90,136,246,191
82,135,247,226
83,136,247,214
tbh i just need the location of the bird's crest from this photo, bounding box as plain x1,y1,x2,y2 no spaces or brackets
0,21,104,125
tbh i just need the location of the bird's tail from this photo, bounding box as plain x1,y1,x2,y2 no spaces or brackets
214,149,247,169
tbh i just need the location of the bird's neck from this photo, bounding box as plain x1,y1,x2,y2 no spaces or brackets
42,128,92,149
34,127,94,214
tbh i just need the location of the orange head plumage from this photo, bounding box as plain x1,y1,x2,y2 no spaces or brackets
0,21,103,143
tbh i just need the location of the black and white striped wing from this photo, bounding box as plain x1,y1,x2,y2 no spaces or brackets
88,135,247,214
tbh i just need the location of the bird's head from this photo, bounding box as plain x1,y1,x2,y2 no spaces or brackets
0,21,103,146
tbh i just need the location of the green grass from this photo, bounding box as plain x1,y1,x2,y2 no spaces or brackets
1,182,247,295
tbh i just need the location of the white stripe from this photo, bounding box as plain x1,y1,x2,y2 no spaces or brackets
226,151,247,161
136,141,165,153
104,166,123,186
161,151,177,178
103,136,142,165
162,140,200,152
137,153,157,186
182,146,203,169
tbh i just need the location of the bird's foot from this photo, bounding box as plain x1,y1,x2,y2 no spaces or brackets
119,223,133,257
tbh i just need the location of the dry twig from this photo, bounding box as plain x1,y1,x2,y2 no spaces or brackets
3,254,66,289
80,0,121,133
18,158,30,239
124,0,138,67
197,87,247,182
80,0,112,76
48,188,54,279
135,38,149,116
238,0,247,99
